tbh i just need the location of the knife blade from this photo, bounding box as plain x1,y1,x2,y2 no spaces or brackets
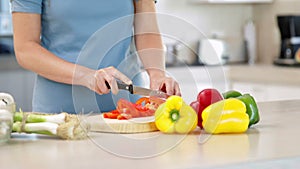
105,81,168,97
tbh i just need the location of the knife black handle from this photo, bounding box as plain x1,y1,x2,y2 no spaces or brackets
105,81,133,94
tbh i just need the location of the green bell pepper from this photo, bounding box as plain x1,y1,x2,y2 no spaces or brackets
237,94,260,127
222,90,242,99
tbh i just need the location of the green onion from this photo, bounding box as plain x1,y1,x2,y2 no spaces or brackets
12,111,90,140
14,112,68,124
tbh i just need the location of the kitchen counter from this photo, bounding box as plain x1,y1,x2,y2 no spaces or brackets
166,64,300,102
1,99,300,169
225,64,300,102
227,64,300,86
167,63,300,86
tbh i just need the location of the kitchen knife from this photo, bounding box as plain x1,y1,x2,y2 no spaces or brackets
105,81,168,98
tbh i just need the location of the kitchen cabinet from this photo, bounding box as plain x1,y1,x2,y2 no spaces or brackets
187,0,273,4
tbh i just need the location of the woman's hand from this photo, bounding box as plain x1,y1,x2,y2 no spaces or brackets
82,66,132,95
148,69,181,96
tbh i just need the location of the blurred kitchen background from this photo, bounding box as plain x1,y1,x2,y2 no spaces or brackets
1,0,300,111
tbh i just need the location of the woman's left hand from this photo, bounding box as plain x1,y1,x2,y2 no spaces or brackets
149,71,181,96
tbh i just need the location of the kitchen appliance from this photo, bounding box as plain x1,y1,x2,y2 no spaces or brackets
244,20,257,65
164,42,198,67
274,15,300,66
198,38,228,65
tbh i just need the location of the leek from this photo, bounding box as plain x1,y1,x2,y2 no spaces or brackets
13,122,58,136
14,112,68,124
12,121,90,140
12,111,90,140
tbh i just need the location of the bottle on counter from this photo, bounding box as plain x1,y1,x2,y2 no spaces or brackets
244,20,257,65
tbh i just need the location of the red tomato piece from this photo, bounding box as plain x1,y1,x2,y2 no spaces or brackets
134,104,149,111
149,96,166,109
103,112,119,119
117,99,139,118
103,113,109,118
135,97,150,106
143,109,155,117
110,109,120,114
117,113,132,120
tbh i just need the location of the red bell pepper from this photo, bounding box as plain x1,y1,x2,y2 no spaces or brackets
190,88,223,128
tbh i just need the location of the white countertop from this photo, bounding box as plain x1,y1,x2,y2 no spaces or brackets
167,64,300,86
166,64,300,102
226,64,300,86
1,99,300,169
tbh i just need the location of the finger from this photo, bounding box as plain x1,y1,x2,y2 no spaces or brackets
150,80,160,91
95,77,109,94
106,66,132,85
93,80,103,95
95,71,110,94
102,72,116,94
165,79,175,95
109,78,119,95
92,72,104,95
174,83,181,96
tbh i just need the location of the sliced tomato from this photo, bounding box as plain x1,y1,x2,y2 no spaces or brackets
103,112,119,119
149,96,166,109
140,109,155,117
117,113,132,120
103,113,109,118
110,97,165,120
135,97,150,106
134,104,149,111
110,109,120,114
117,99,139,118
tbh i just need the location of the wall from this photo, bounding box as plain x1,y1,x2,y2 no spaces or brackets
156,0,253,63
0,0,13,35
0,0,10,12
253,0,300,64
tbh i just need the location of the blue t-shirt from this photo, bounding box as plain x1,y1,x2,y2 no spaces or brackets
11,0,151,113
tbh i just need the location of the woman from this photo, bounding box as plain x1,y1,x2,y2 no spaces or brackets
10,0,181,114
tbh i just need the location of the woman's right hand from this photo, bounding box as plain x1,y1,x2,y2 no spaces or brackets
82,66,132,95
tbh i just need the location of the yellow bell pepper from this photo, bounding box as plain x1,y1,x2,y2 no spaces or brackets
155,96,197,134
202,98,249,134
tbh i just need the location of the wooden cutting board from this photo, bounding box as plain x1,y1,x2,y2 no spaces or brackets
86,114,158,133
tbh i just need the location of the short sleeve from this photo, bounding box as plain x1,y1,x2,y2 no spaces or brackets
10,0,42,14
